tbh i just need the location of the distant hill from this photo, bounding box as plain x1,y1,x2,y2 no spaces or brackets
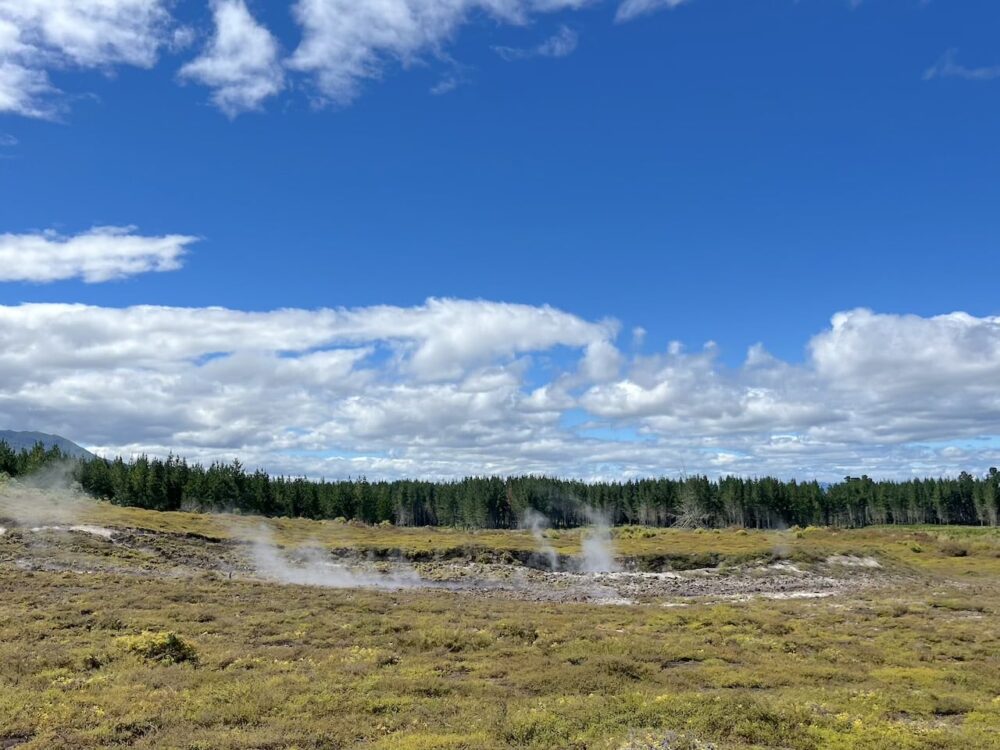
0,430,96,460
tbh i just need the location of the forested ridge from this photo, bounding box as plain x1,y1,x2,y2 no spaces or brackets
3,440,999,529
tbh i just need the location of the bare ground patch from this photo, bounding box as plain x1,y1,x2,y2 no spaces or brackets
0,521,891,605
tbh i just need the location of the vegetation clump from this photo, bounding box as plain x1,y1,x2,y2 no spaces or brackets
940,542,969,557
117,631,198,665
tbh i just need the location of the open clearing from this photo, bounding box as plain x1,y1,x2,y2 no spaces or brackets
1,490,999,749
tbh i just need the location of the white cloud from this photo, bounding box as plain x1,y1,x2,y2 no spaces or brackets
581,309,1000,449
288,0,591,105
430,72,461,95
0,299,617,474
179,0,284,117
0,0,596,114
0,59,55,118
494,25,578,61
580,339,623,382
810,309,1000,387
537,24,578,57
0,226,198,283
615,0,687,23
924,49,1000,82
0,0,173,117
0,300,998,481
0,1,961,117
0,298,614,378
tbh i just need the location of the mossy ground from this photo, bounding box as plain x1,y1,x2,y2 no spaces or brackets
1,497,999,749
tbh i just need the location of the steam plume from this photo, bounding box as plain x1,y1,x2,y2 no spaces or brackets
521,508,559,570
580,507,619,573
246,526,422,590
0,464,92,528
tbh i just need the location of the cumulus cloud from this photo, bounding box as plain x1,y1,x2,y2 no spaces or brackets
615,0,688,23
803,310,1000,444
580,339,623,382
0,299,617,475
0,298,615,376
0,0,173,117
0,300,998,481
179,0,284,116
924,49,1000,82
494,25,578,61
0,0,598,114
0,226,198,283
581,309,1000,451
810,309,1000,387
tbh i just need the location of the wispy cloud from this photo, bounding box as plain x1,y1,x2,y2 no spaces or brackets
429,57,471,96
430,73,462,96
616,0,688,23
288,1,590,105
494,26,579,61
925,49,1000,82
0,226,198,283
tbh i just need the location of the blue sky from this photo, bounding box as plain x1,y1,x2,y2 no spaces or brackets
1,0,999,480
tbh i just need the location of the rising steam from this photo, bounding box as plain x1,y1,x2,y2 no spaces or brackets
246,526,423,590
520,506,619,573
0,464,98,529
580,508,619,573
521,508,559,570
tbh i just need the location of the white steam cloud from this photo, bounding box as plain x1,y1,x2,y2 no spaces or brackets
580,508,619,573
521,508,559,570
246,526,422,590
0,468,113,538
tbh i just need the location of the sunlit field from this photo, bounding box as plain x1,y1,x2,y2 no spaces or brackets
2,491,999,749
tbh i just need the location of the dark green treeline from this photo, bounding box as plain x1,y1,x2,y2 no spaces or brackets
3,441,999,528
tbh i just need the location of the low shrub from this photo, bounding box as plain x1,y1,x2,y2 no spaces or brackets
117,631,198,664
940,543,969,557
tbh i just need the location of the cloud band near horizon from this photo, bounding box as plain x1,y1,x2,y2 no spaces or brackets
0,299,997,482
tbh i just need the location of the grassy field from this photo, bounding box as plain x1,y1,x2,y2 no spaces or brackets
1,493,999,749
